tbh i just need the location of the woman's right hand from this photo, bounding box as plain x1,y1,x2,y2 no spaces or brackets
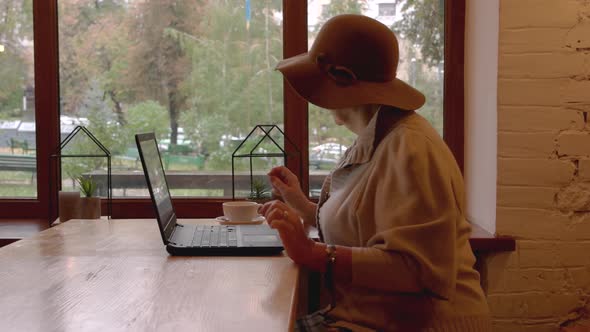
268,166,316,223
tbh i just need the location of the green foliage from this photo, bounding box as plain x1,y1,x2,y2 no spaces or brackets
180,111,227,157
394,0,444,67
53,0,444,177
59,0,132,121
76,176,97,197
0,51,26,115
309,105,356,147
0,0,33,42
0,0,449,199
204,148,233,171
248,178,271,201
396,19,444,135
57,0,286,170
125,0,204,145
172,0,283,141
77,80,127,156
413,71,443,135
162,0,285,169
125,101,169,141
60,81,126,185
315,0,366,31
0,0,32,116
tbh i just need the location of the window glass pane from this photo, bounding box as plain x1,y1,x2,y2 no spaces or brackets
0,0,36,198
307,0,444,197
378,3,396,17
58,0,284,198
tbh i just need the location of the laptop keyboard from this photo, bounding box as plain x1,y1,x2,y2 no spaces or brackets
191,225,238,247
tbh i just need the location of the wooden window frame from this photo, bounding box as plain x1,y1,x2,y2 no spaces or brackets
0,0,465,221
0,0,60,219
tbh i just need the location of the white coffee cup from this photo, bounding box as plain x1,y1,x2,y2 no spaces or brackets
222,201,261,221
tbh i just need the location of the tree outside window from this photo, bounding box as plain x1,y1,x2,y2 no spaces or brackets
0,0,449,202
0,0,36,198
378,3,396,16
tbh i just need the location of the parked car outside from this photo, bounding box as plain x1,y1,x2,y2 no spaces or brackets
309,151,340,170
309,143,347,170
311,142,347,155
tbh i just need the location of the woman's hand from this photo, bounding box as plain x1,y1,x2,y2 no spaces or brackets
268,166,317,225
259,200,315,266
268,166,305,206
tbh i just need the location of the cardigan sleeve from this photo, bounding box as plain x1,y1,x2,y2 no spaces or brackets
351,127,459,300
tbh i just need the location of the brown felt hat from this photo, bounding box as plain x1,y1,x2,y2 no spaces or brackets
276,14,425,110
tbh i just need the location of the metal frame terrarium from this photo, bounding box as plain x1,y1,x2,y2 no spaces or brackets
50,125,112,221
231,124,300,201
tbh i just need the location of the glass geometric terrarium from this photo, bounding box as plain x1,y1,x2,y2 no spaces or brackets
50,125,112,219
231,125,300,200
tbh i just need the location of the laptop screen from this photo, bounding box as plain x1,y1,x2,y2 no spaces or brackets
136,133,176,242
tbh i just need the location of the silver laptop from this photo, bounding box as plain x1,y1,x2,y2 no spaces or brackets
135,133,283,256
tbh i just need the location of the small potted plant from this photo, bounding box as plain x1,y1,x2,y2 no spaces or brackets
248,178,272,204
76,176,101,219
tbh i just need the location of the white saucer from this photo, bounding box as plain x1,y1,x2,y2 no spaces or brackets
215,215,265,225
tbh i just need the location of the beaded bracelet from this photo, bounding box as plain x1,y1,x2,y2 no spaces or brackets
325,244,337,309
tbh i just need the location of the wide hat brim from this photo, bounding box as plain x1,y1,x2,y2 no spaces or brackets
276,52,426,110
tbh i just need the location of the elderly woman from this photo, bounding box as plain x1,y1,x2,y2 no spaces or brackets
259,15,491,332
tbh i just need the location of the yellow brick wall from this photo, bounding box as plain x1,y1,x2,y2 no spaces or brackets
490,0,590,330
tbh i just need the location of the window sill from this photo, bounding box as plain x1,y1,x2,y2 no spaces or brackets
0,219,49,247
469,223,515,252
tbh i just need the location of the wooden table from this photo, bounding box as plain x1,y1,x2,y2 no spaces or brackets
0,219,301,332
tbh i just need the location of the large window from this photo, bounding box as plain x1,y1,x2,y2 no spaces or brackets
0,0,464,219
0,0,36,198
57,0,284,199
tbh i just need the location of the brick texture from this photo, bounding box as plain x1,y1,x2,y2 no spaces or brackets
556,182,590,212
498,79,565,106
487,268,573,294
566,20,590,50
499,80,590,107
580,159,590,181
519,241,590,268
497,186,558,209
500,0,580,29
498,132,555,157
499,28,572,54
485,252,519,271
477,0,590,329
563,81,590,104
518,241,562,268
496,208,569,239
498,106,584,132
498,158,575,186
493,321,558,332
488,292,581,318
562,214,590,241
558,133,590,157
569,267,590,292
499,53,586,79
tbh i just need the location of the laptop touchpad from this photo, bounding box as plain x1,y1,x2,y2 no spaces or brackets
239,225,282,246
243,234,279,243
